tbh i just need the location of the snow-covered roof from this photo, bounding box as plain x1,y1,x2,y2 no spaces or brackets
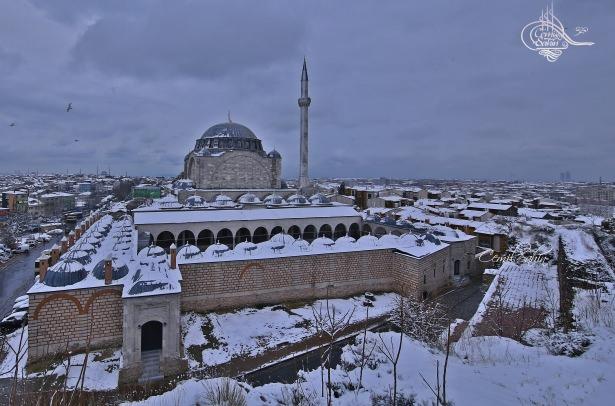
134,206,360,226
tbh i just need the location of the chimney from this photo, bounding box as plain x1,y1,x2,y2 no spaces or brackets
50,244,60,265
104,254,113,285
39,255,49,282
170,243,177,269
85,218,90,229
80,222,86,234
61,237,68,253
68,231,75,247
75,227,81,240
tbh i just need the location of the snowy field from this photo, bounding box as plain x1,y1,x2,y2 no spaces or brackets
182,293,398,369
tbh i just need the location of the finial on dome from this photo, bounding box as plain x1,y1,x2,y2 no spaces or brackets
227,110,232,123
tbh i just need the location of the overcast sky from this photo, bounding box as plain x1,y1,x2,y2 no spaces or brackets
0,0,613,181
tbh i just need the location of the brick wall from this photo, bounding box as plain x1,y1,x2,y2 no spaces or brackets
179,247,452,311
28,286,123,363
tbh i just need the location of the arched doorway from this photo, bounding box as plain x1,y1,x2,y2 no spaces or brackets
361,224,372,236
253,227,269,244
156,231,175,252
217,228,234,247
319,224,333,239
374,227,387,237
235,228,252,245
303,225,317,242
333,223,347,240
454,260,460,276
271,226,283,237
288,225,301,239
197,229,214,250
177,230,195,247
349,223,360,240
141,320,163,352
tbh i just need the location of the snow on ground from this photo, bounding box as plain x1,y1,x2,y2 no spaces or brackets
0,326,28,379
31,349,121,391
182,293,398,368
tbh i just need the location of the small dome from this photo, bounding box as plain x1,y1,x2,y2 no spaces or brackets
290,238,310,251
335,235,356,247
309,193,330,205
264,194,286,205
270,232,295,245
178,244,202,260
399,233,422,247
92,258,129,281
185,195,207,207
212,194,235,207
356,234,379,247
233,240,258,255
310,236,335,249
267,149,281,159
138,245,166,262
287,194,309,205
204,242,230,257
62,249,92,265
157,195,183,209
379,233,400,246
238,193,262,204
43,260,88,287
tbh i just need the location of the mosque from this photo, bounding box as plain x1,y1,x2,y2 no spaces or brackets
25,61,479,384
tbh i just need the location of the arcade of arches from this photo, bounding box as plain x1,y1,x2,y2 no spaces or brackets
154,222,365,251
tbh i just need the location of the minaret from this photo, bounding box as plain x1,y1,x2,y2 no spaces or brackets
298,58,311,190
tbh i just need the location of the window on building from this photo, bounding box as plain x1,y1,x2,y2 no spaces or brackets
454,260,460,276
423,274,426,284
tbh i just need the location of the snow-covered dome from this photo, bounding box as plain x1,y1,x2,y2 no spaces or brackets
234,240,258,255
399,233,423,247
157,194,183,209
212,194,235,207
238,193,262,204
185,195,207,207
92,257,129,281
356,234,379,248
379,233,400,246
264,194,286,205
335,234,356,247
74,241,97,254
138,245,167,264
270,232,296,245
287,194,309,205
309,193,330,205
43,260,88,287
178,244,202,260
204,242,230,257
291,238,310,252
310,236,335,249
267,149,282,159
62,249,92,265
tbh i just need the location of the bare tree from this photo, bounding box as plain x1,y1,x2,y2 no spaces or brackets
311,297,355,405
419,325,452,406
377,296,404,405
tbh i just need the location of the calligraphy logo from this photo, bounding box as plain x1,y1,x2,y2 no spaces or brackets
521,4,594,62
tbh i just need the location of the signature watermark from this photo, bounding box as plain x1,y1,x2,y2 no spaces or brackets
521,3,594,62
478,246,553,266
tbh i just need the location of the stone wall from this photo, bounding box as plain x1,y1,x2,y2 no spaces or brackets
28,286,123,363
179,247,453,311
188,150,280,189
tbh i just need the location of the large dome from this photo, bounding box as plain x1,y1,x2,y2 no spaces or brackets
201,122,257,140
194,122,264,153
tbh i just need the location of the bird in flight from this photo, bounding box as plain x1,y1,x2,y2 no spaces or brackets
74,139,79,142
9,122,16,127
66,103,73,112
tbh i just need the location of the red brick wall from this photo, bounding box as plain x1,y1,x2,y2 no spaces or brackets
28,286,123,363
179,248,451,311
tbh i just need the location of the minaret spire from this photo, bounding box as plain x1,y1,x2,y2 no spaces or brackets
298,58,311,191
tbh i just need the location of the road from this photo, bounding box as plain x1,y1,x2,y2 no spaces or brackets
0,236,61,318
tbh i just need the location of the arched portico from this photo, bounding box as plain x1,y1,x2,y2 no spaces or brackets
177,230,195,247
156,231,175,252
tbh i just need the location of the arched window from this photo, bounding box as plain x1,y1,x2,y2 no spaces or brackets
177,230,195,247
156,231,175,252
288,225,301,239
216,228,233,247
319,224,333,239
333,224,347,240
197,229,214,250
253,227,268,244
303,225,317,242
349,223,360,239
235,228,252,245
